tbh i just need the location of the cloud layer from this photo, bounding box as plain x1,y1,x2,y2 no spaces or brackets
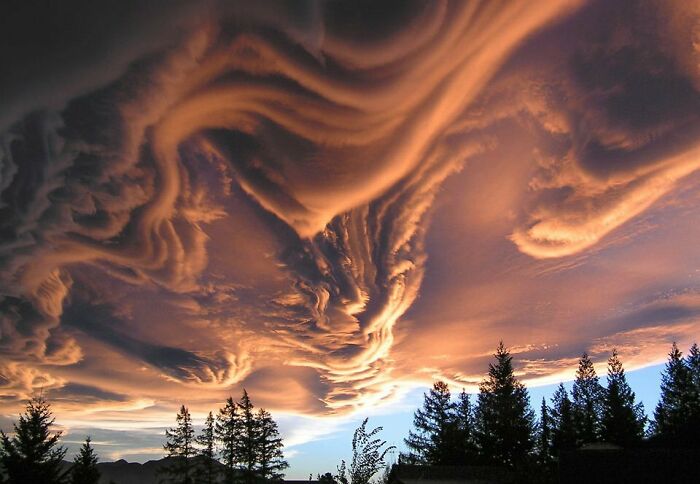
1,0,700,442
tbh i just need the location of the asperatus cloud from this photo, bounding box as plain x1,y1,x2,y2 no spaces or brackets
1,0,700,422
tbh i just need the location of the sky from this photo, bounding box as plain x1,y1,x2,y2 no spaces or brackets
1,0,700,477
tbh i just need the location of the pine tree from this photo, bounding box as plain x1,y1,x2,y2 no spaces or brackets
550,384,576,455
255,408,288,481
652,342,693,443
162,405,196,484
600,349,646,447
536,398,553,466
338,419,394,484
0,395,68,484
70,437,100,484
403,381,455,464
453,390,477,464
196,412,217,484
685,343,700,444
473,342,535,468
235,390,258,484
571,353,603,445
215,397,240,484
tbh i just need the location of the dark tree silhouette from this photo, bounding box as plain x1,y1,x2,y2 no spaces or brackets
215,397,240,484
162,405,196,484
70,437,100,484
196,412,217,484
571,353,603,445
255,408,288,481
338,419,394,484
0,395,68,484
536,398,553,466
600,349,646,446
474,342,535,468
403,381,455,464
652,342,693,443
550,384,576,456
452,389,478,464
685,343,700,443
318,472,336,484
235,390,258,484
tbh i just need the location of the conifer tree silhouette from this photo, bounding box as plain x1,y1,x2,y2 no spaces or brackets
571,353,604,445
196,412,217,484
255,408,288,481
550,384,576,456
70,437,100,484
403,381,455,464
215,397,240,484
0,395,68,484
685,342,700,444
474,342,535,468
652,342,694,444
536,398,553,466
453,389,477,464
600,349,646,446
162,405,196,484
235,390,258,484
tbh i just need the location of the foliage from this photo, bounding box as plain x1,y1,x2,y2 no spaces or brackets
256,408,288,481
474,342,535,468
452,389,478,464
403,381,455,464
215,397,240,483
71,437,100,484
550,384,576,455
600,349,645,446
196,412,217,484
162,405,196,484
338,419,394,484
536,398,553,466
571,353,604,445
0,395,68,484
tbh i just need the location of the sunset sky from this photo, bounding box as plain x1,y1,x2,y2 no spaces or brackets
2,0,700,478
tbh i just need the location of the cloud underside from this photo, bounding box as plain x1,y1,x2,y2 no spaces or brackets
1,0,700,423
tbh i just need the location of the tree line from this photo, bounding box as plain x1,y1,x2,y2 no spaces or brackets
401,341,700,479
0,389,287,484
161,389,288,484
0,395,99,484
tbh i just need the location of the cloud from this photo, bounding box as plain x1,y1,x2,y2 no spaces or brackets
1,0,700,448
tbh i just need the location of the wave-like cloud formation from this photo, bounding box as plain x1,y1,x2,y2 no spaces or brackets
1,0,700,422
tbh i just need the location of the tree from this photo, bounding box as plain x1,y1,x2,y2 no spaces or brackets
317,472,336,484
403,381,455,464
255,408,288,481
235,390,258,484
0,395,68,484
215,397,240,484
571,353,604,445
70,437,100,484
452,389,477,464
196,412,217,484
473,342,535,468
550,384,576,456
652,342,693,443
162,405,196,484
536,398,553,466
685,343,700,443
338,419,394,484
600,349,646,447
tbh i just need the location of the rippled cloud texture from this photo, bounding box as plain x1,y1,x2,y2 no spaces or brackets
2,0,700,437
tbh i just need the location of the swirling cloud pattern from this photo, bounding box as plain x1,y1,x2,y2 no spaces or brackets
1,0,700,446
